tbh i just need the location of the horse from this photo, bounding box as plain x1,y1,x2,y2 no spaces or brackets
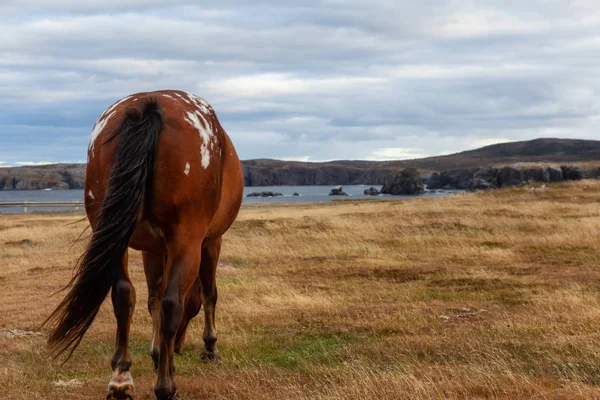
44,90,244,399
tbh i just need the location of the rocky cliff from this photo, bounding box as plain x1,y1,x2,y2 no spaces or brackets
427,165,600,190
242,160,402,186
2,138,600,189
0,164,86,190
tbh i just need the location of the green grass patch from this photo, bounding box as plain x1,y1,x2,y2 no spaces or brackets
224,332,362,370
227,256,257,270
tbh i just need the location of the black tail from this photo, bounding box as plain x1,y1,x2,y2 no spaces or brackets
44,99,163,360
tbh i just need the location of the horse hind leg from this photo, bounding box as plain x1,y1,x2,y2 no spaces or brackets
107,252,136,399
143,251,166,372
174,276,202,355
199,238,221,361
172,238,220,360
155,234,203,400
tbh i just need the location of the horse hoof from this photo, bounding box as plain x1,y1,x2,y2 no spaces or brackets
200,348,220,362
155,388,179,400
107,385,134,400
157,395,179,400
107,371,134,399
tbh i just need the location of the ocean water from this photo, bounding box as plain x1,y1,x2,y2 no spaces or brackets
0,185,461,214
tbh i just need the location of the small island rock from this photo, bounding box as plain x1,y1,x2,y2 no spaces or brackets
329,186,348,196
381,168,425,195
363,187,380,196
246,191,283,197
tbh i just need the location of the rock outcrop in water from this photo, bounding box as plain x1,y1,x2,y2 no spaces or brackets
329,186,348,196
246,191,283,197
381,168,425,195
364,187,380,196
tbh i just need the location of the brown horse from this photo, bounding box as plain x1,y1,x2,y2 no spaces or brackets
44,90,244,399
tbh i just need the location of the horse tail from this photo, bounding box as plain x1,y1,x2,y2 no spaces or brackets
44,99,163,360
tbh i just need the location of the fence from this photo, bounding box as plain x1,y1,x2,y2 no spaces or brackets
0,202,84,213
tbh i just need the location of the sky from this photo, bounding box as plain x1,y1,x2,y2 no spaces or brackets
0,0,599,166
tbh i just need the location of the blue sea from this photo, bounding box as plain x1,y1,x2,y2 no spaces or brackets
0,185,461,214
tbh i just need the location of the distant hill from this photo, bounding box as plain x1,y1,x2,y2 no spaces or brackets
1,138,600,189
397,138,600,170
242,138,600,185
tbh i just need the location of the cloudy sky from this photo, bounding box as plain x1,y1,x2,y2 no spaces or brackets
0,0,599,166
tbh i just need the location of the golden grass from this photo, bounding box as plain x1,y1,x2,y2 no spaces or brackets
1,181,600,399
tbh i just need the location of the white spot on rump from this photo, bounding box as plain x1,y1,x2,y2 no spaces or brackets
184,162,190,176
89,110,116,156
184,111,215,169
174,92,191,104
162,94,175,100
185,92,211,114
88,190,95,200
101,95,133,119
89,94,135,157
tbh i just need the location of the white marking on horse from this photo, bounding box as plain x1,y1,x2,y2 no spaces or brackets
108,369,134,391
186,92,211,114
174,92,191,104
162,94,175,100
89,110,116,156
186,92,211,108
101,95,133,119
184,111,214,169
132,98,139,102
88,190,95,200
89,95,135,157
184,162,190,175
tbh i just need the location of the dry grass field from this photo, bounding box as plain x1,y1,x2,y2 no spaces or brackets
1,181,600,399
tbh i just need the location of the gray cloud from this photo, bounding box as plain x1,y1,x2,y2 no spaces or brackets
0,1,599,165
